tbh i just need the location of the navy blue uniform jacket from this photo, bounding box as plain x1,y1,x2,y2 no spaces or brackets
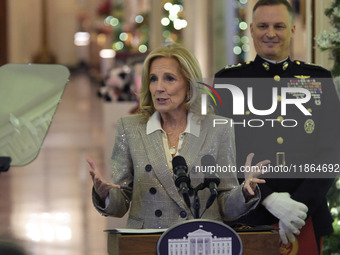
214,55,340,237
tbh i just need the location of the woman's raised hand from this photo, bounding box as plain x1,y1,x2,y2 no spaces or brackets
243,153,270,196
87,157,120,201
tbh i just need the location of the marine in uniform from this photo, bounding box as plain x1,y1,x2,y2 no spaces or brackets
214,54,340,246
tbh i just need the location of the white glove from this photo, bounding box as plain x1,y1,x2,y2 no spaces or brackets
262,192,308,243
279,220,298,244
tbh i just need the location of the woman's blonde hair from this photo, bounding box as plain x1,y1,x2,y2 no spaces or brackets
139,44,213,122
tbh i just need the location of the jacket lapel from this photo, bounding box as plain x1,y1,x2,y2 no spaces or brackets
180,132,206,168
139,129,187,209
139,121,208,209
180,128,208,187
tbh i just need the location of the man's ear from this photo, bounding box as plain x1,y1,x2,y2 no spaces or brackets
291,24,296,38
250,23,254,38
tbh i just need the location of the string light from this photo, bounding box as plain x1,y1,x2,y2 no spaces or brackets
161,17,171,26
99,49,116,58
235,0,249,61
74,32,90,46
163,0,186,34
138,45,148,53
119,32,128,41
135,15,144,24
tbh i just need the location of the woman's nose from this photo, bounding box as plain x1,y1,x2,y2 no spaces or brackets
155,80,165,91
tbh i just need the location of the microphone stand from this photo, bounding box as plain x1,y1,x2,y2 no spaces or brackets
192,183,206,219
192,180,219,219
193,189,200,219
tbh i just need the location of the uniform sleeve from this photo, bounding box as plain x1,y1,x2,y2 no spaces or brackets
92,117,133,217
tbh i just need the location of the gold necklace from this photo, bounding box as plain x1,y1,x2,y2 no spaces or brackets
166,132,177,155
164,121,186,155
169,146,177,155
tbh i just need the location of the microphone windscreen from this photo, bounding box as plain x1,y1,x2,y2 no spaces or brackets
201,154,216,167
201,155,220,186
172,155,187,170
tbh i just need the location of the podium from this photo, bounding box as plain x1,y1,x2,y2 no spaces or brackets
106,229,279,255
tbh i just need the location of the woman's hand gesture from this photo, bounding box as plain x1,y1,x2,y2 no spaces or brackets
87,157,120,201
243,153,270,196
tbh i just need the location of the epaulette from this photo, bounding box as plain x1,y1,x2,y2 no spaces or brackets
224,61,253,70
293,60,328,72
215,61,253,77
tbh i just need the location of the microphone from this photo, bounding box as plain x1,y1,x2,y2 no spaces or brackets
201,155,220,209
172,156,192,208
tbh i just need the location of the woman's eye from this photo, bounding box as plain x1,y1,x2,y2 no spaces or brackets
166,75,175,81
150,76,157,82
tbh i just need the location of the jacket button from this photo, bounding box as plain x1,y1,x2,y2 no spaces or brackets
180,210,187,218
145,164,152,172
155,210,162,217
277,116,284,122
149,187,157,194
274,75,280,82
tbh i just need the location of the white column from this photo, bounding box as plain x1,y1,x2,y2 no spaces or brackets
304,0,312,63
203,238,205,254
149,0,163,50
212,0,236,71
245,0,257,62
195,238,198,255
183,0,212,77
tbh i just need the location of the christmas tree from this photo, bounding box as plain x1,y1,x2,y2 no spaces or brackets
316,0,340,77
316,1,340,254
323,179,340,254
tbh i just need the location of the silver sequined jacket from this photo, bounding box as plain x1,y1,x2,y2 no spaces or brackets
92,113,260,228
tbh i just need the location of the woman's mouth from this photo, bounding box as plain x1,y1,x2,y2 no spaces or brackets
157,98,168,102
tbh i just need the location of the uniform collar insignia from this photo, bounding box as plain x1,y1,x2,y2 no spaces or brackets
282,61,289,70
262,62,270,71
256,55,291,72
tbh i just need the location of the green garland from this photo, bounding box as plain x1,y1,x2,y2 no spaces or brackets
316,2,340,254
316,0,340,76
